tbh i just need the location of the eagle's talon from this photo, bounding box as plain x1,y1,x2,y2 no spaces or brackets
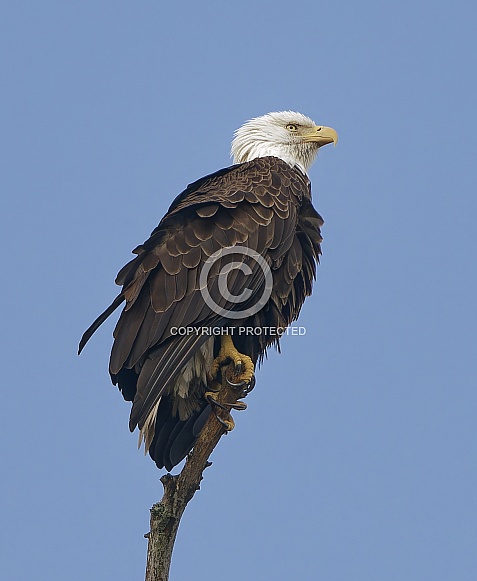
215,412,235,431
234,361,244,375
226,377,248,388
246,376,256,393
227,401,247,411
205,392,247,412
205,391,228,411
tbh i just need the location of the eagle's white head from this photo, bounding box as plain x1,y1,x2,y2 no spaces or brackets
231,111,338,174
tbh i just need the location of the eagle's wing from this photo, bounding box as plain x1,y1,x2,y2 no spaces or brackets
79,157,313,434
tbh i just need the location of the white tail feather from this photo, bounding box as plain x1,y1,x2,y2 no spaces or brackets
138,399,161,453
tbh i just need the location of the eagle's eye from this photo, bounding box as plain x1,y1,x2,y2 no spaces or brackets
286,124,298,132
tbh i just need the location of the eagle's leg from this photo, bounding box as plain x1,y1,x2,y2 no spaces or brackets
204,334,255,430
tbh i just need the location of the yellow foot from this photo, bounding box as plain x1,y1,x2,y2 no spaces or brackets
205,334,255,431
210,334,255,388
204,390,247,431
214,411,235,431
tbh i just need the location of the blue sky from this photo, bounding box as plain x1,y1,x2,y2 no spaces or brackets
2,1,476,579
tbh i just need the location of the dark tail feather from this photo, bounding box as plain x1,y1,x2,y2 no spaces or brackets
150,400,211,471
78,293,124,354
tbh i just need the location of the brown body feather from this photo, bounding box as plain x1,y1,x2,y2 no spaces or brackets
79,156,323,470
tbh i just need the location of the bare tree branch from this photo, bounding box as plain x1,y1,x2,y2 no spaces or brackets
144,365,248,581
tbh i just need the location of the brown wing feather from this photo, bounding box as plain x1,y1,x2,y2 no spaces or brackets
79,157,322,440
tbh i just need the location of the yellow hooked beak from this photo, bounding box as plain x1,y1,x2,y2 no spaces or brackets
302,125,338,147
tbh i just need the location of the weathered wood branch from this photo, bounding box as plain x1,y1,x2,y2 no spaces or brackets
144,366,249,581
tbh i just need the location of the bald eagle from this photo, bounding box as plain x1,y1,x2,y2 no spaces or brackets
79,111,337,471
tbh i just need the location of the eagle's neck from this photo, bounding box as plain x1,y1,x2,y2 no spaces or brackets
231,139,317,175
